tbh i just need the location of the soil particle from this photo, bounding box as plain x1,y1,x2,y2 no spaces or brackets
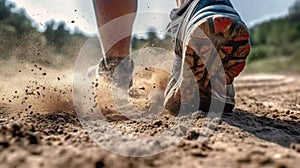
1,66,300,168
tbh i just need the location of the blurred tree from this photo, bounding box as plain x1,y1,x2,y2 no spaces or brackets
147,27,162,47
0,0,12,20
131,27,173,51
131,35,139,49
247,0,300,63
289,0,300,21
5,9,34,36
0,0,87,66
289,0,300,14
44,21,72,52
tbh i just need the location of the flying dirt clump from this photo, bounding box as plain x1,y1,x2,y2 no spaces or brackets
0,58,74,114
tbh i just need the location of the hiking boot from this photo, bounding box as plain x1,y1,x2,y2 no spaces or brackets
165,0,250,114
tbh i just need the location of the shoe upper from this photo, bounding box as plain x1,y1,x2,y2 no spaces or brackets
170,0,235,21
168,0,239,37
97,57,134,88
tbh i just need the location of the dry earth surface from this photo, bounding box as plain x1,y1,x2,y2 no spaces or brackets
0,59,299,168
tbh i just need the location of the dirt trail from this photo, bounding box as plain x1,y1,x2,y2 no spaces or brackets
0,60,299,168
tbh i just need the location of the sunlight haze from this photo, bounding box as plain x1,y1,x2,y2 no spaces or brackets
8,0,296,35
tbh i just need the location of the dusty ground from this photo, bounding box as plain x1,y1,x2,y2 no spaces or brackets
0,59,300,168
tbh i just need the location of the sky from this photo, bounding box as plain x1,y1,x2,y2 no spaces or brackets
7,0,297,36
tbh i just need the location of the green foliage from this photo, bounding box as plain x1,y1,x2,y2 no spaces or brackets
5,10,34,36
247,45,277,62
0,0,34,36
132,27,173,51
0,0,12,20
248,1,300,63
0,0,87,68
289,0,300,15
44,21,71,52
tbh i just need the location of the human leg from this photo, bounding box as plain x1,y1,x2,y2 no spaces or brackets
92,0,137,121
93,0,137,58
176,0,185,6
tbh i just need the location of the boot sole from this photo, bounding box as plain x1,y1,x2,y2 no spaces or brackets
165,15,250,113
186,15,250,111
